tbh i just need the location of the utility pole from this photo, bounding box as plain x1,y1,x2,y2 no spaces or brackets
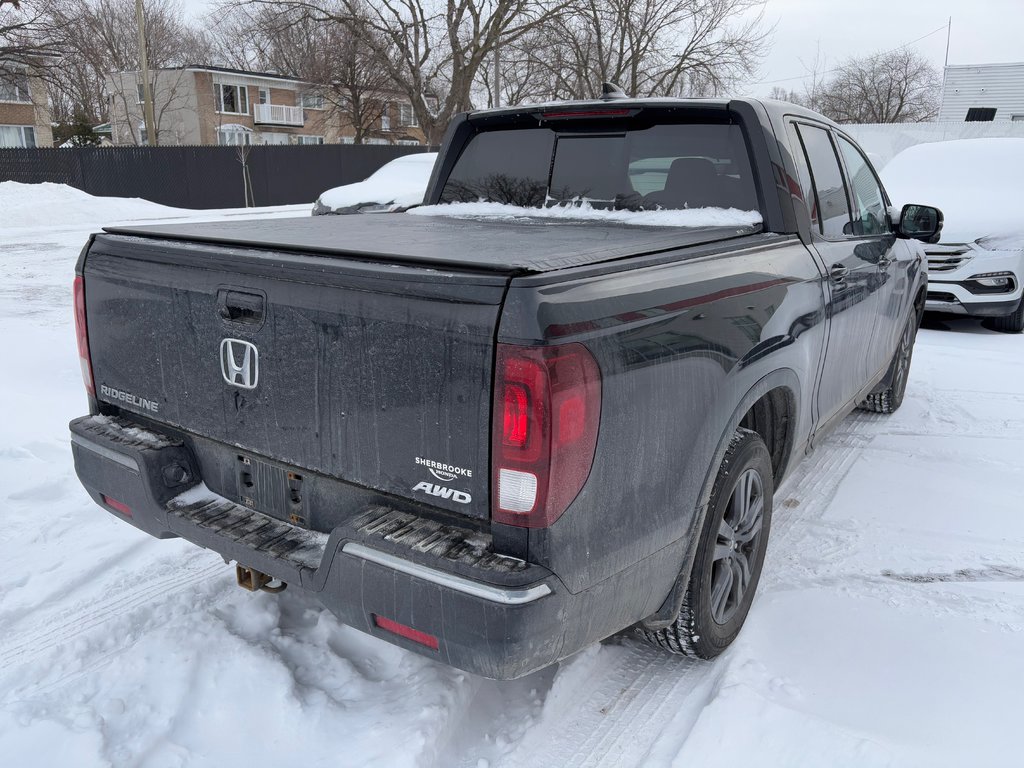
944,16,952,68
493,44,501,108
135,0,157,146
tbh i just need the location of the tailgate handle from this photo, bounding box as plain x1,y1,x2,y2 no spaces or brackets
218,290,265,324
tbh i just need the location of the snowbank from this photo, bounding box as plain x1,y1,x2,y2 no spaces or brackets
1,181,310,232
0,181,183,229
318,152,436,210
409,201,763,228
881,138,1024,244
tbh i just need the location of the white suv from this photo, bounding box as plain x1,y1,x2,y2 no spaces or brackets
920,237,1024,332
882,138,1024,333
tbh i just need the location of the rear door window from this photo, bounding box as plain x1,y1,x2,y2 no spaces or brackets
795,124,852,238
836,136,890,235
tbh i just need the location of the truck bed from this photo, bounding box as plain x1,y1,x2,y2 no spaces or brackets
106,214,760,273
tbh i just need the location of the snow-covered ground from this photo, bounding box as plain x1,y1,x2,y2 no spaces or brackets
1,186,1023,767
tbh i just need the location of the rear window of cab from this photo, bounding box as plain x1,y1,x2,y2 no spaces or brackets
439,122,759,212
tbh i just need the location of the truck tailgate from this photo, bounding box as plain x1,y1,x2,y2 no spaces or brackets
82,232,507,519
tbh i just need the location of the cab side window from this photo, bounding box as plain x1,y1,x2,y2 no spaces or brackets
836,136,890,236
796,124,852,238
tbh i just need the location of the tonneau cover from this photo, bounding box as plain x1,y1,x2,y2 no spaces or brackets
105,214,759,273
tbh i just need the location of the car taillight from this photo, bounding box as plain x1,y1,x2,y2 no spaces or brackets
492,343,601,528
73,276,95,396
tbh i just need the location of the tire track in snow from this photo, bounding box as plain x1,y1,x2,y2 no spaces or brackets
491,414,878,768
0,550,225,672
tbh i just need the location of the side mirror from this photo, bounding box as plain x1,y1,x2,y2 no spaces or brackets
895,204,943,244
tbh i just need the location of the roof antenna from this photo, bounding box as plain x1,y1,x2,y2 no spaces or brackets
600,82,627,101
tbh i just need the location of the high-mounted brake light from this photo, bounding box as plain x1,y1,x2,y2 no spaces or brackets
492,343,601,528
540,108,633,120
73,276,95,396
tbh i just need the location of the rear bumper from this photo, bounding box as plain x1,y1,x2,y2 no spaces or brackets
70,414,665,679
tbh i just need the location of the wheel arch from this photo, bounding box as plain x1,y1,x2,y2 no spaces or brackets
640,368,801,630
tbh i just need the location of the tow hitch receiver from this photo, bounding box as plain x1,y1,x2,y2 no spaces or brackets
235,564,287,593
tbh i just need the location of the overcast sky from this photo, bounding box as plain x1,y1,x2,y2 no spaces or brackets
180,0,1024,97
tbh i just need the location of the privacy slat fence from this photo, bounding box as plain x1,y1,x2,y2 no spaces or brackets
0,144,432,209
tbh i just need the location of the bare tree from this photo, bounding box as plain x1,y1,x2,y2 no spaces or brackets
814,49,940,124
242,0,571,144
1,0,60,65
479,0,769,106
767,85,801,103
212,3,392,143
39,0,210,129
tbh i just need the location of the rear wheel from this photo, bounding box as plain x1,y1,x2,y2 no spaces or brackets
637,428,773,659
987,299,1024,334
859,307,919,414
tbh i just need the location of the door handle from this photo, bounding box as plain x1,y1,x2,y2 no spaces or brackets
829,264,850,282
218,289,265,324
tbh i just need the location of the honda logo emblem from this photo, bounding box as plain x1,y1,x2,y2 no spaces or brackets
220,338,258,389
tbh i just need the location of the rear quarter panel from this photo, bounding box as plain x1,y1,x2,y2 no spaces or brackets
500,235,827,593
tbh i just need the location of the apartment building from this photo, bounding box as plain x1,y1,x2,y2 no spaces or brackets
106,65,425,146
0,64,54,148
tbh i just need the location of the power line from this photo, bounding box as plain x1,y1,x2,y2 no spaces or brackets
752,21,951,87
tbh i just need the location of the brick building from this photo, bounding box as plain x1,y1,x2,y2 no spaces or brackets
106,65,426,146
0,64,54,148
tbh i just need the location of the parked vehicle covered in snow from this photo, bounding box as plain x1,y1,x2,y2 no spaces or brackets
70,97,939,679
311,152,437,215
883,138,1024,333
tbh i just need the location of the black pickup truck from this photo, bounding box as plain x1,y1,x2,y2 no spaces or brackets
70,98,941,679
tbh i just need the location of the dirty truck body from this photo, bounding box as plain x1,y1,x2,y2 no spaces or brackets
70,98,929,678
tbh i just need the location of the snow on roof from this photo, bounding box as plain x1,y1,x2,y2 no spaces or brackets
881,137,1024,244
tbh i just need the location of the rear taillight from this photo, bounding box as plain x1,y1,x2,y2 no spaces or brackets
492,343,601,528
73,276,95,396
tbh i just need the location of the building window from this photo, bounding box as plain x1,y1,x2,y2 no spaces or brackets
217,125,252,145
398,102,418,127
215,83,249,114
1012,114,1024,122
300,92,325,109
381,113,391,132
0,71,31,103
295,135,324,145
965,107,997,122
258,87,270,105
138,122,148,145
136,82,155,104
0,125,36,147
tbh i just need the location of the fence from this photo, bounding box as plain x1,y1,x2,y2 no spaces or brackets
843,121,1024,169
0,144,433,209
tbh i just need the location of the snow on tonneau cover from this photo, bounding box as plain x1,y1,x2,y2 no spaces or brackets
88,214,759,521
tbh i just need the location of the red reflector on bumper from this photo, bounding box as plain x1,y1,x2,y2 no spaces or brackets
101,494,132,517
372,614,439,650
